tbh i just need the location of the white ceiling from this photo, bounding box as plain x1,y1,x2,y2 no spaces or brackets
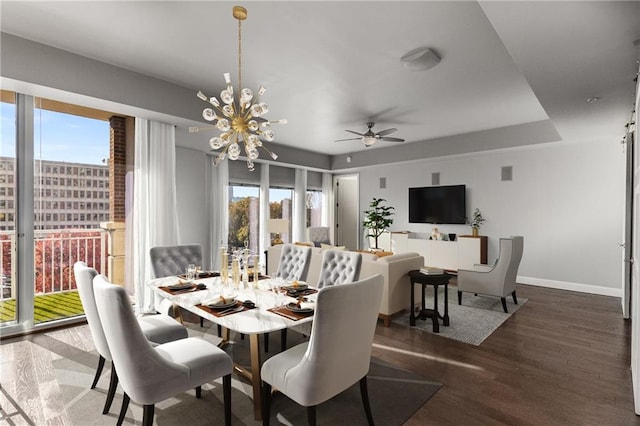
1,1,638,157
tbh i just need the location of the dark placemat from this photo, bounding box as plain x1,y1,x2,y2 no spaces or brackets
196,301,254,317
158,283,203,295
268,305,314,321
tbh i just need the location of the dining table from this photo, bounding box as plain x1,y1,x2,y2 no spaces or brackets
147,274,317,420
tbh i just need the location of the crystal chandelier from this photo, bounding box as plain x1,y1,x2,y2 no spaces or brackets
190,5,286,171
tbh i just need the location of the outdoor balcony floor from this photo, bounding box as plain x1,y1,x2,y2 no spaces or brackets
0,290,84,323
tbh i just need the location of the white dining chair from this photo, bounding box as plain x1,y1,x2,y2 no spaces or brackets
149,244,203,319
316,249,362,288
288,249,364,344
93,274,233,426
261,274,384,425
274,244,312,281
266,244,313,352
73,261,188,417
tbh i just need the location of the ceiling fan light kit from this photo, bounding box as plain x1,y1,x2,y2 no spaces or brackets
401,47,441,72
335,122,405,147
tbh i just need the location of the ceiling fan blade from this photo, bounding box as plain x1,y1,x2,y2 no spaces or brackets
380,137,405,142
375,128,398,137
345,130,366,137
334,137,362,142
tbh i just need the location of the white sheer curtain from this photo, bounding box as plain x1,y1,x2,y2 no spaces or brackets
132,118,179,314
259,163,270,268
293,168,307,242
322,172,334,243
207,157,229,270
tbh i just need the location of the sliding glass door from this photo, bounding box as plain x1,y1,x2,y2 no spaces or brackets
0,91,17,325
0,91,111,335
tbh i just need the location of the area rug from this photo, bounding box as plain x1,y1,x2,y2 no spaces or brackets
47,325,441,425
393,285,527,346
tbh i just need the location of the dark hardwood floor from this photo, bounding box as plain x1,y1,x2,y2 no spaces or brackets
374,283,639,425
1,283,638,424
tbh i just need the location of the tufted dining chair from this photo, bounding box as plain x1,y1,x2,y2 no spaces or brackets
316,249,362,288
265,244,313,352
73,262,188,417
275,244,312,281
93,274,233,426
261,274,384,425
307,226,331,247
149,244,203,279
288,249,363,346
457,236,524,313
149,244,203,322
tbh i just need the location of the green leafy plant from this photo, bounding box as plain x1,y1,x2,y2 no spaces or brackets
469,208,485,230
363,198,395,249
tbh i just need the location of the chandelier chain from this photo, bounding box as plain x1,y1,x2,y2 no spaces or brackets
238,18,242,92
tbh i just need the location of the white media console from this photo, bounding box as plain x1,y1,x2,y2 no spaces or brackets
390,232,488,271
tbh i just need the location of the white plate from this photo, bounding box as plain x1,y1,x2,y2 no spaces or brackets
204,296,238,309
167,282,192,291
286,303,314,314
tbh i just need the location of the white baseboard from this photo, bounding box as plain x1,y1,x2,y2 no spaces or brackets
518,275,621,298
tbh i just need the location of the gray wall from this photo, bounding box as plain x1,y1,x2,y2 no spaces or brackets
358,139,624,295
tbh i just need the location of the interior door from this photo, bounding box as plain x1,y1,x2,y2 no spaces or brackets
334,174,359,250
623,131,634,318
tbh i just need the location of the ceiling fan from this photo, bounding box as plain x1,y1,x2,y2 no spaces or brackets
335,122,405,147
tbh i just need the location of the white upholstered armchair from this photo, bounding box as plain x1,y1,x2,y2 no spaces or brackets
457,236,524,313
307,226,331,247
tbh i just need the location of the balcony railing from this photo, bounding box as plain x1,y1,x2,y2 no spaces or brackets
0,229,108,300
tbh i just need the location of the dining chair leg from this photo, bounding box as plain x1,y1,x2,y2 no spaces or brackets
223,374,232,426
262,382,272,426
501,297,508,313
117,393,130,426
280,329,288,352
103,365,119,414
200,317,204,327
91,355,105,389
307,405,317,426
359,376,375,426
142,404,154,426
512,290,518,305
196,385,202,399
457,290,462,305
217,324,222,337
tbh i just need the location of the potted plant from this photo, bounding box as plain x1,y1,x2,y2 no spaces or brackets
469,208,485,237
363,198,395,250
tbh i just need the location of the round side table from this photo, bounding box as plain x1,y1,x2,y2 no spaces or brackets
408,270,452,333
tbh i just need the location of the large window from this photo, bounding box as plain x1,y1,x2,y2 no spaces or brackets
1,91,113,334
269,187,292,244
306,190,323,228
228,184,260,253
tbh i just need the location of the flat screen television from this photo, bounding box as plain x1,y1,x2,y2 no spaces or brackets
408,185,466,224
